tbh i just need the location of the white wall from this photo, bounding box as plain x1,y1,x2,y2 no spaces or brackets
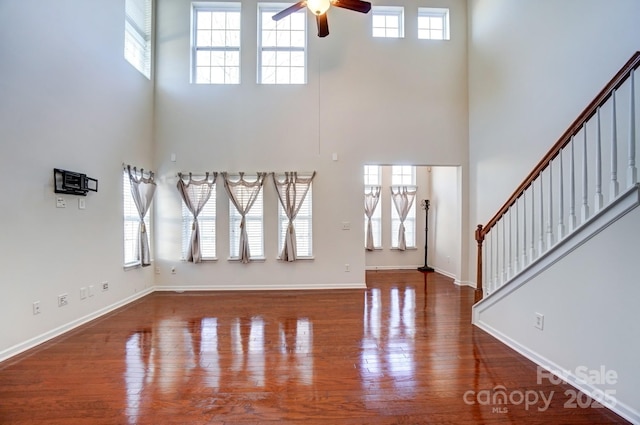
467,0,640,285
0,1,154,357
475,203,640,422
153,0,469,289
430,166,461,280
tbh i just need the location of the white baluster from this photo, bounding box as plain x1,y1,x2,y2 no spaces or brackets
530,185,536,261
501,218,507,284
628,71,637,187
522,192,528,267
611,90,619,201
558,149,565,239
595,107,603,211
546,164,554,247
492,230,498,291
569,136,577,231
508,209,513,279
514,200,519,274
538,176,545,255
582,124,590,222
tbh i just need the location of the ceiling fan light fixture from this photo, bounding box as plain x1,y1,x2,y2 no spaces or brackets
306,0,331,16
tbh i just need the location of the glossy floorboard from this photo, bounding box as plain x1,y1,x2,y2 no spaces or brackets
0,271,628,424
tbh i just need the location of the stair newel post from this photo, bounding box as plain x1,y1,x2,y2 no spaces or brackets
475,224,484,303
417,199,434,273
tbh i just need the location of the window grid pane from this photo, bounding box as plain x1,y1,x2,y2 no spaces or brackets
390,166,416,249
258,5,306,84
279,185,313,257
418,8,450,40
123,171,151,266
371,7,404,39
124,0,152,78
181,186,217,260
193,4,241,84
229,186,264,258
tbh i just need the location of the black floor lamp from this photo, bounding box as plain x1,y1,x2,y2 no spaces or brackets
417,199,434,273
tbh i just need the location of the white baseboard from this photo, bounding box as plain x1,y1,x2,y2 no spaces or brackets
365,265,421,271
475,319,640,424
154,282,367,292
0,287,154,363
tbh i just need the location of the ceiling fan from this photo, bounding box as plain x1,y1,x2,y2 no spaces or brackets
272,0,372,38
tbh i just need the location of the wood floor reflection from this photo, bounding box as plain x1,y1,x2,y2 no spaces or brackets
0,271,628,424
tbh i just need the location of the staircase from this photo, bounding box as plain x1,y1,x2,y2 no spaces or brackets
471,52,640,424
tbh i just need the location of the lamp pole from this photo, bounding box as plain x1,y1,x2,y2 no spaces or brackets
417,199,434,272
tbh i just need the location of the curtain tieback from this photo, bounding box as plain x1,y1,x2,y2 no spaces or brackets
140,221,146,234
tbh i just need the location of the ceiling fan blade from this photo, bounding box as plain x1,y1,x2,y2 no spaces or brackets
316,13,329,37
332,0,371,14
272,1,306,21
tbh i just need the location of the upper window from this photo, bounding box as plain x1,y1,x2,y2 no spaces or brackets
192,3,241,84
391,166,416,249
229,180,264,259
123,170,151,266
258,4,306,84
124,0,152,78
181,189,217,260
278,184,313,258
371,6,404,38
418,7,450,40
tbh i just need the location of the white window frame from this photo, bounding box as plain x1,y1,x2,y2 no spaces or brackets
418,7,450,41
371,6,404,39
364,165,382,250
390,166,416,249
124,0,152,79
191,2,242,84
123,170,151,268
181,187,217,261
278,184,313,259
229,178,264,260
257,3,307,84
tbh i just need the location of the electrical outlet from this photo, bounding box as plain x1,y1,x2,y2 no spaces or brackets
58,294,68,307
33,301,41,315
534,312,544,330
102,282,109,291
88,285,94,297
345,263,350,272
342,221,351,230
80,287,87,299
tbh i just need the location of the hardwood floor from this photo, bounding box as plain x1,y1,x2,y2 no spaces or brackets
0,271,628,424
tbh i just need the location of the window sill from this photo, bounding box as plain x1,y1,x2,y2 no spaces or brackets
365,247,383,251
277,256,315,261
227,257,266,262
390,247,418,251
123,260,154,271
180,258,218,262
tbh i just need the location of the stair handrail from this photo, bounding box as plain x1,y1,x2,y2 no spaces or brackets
475,51,640,302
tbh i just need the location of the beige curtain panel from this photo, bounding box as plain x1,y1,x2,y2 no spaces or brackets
223,172,267,263
126,165,156,266
391,186,417,251
177,172,217,263
364,185,381,251
272,172,316,261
